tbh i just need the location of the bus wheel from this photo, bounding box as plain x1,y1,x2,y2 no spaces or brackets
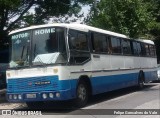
75,80,89,108
138,72,145,89
26,101,45,109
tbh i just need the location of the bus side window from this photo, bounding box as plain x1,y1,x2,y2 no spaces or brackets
68,30,77,50
122,39,131,55
69,30,88,51
132,41,138,56
68,29,90,64
141,43,146,56
136,42,142,56
110,36,121,54
132,41,142,56
149,45,156,57
108,36,112,54
145,44,150,56
77,33,88,51
92,32,108,53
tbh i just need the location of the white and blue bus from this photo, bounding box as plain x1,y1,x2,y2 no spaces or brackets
6,24,158,107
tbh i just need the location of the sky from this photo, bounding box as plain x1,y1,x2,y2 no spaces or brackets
49,5,90,24
8,4,91,30
25,4,90,24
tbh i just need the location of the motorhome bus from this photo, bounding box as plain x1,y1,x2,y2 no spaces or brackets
6,24,157,107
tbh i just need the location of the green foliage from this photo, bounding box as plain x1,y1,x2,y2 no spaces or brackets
86,0,157,38
0,0,90,30
0,0,90,50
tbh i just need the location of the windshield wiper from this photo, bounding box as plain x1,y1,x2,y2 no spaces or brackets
21,46,25,60
33,44,46,67
26,46,29,62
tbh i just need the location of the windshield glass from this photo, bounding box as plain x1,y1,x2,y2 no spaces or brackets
32,27,67,65
10,31,30,68
9,27,67,68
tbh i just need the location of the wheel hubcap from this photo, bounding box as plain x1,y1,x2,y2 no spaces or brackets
139,80,144,88
78,84,86,101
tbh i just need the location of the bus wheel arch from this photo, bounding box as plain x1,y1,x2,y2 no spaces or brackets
74,75,92,107
138,70,145,89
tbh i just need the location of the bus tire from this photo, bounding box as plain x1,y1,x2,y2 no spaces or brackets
138,71,145,89
74,80,89,108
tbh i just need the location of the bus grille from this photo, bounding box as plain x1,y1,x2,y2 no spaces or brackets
7,76,59,92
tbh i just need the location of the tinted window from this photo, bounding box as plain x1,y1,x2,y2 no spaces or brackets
122,39,131,55
69,30,90,64
145,44,150,56
149,45,156,57
132,42,138,55
141,43,146,56
69,30,88,51
92,33,108,53
110,37,121,54
132,42,142,56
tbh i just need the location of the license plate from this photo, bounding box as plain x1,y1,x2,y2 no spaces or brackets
26,94,36,99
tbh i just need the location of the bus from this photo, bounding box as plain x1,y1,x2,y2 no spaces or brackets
6,24,158,108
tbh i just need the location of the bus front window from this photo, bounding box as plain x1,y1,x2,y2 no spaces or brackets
32,27,67,65
10,32,30,68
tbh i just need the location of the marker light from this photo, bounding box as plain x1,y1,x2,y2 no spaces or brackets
53,68,58,73
13,95,17,99
6,73,11,78
56,93,60,98
9,95,12,99
42,93,47,99
18,95,22,100
49,93,54,98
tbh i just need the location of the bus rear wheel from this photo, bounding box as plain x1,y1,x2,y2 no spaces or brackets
138,72,145,89
74,80,89,108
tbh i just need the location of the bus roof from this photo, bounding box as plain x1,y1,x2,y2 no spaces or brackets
136,39,154,45
9,23,154,45
9,23,127,38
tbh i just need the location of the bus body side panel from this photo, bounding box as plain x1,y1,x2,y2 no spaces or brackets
90,54,137,95
140,57,157,82
144,70,158,83
89,54,157,95
90,72,138,95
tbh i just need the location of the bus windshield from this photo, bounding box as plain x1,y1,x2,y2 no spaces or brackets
10,31,30,68
10,27,67,68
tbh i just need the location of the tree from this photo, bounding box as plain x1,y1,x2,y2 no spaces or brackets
85,0,156,38
0,0,35,48
0,0,90,50
150,0,160,63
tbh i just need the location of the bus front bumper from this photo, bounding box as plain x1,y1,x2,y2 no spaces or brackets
7,89,75,102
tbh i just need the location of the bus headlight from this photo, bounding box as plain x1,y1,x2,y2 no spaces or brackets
42,93,47,99
9,95,12,99
53,68,58,74
56,92,60,98
18,95,22,100
13,95,17,99
49,93,54,98
6,72,11,78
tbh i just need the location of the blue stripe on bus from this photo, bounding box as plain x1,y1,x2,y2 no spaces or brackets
7,70,157,102
70,71,157,96
7,75,71,93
